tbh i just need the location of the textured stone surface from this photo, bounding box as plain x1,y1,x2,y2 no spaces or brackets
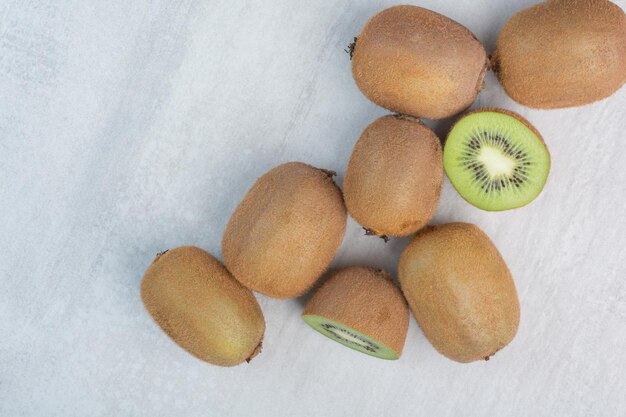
0,1,624,416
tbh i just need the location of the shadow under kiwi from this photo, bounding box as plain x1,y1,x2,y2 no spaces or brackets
293,268,338,309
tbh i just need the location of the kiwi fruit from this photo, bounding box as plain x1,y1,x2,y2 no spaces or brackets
140,246,265,366
444,108,550,211
399,223,519,363
343,115,443,238
302,266,409,360
222,162,346,299
351,5,488,120
492,0,626,108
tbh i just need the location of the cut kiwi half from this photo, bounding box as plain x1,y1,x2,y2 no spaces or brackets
444,108,550,211
302,315,398,359
302,266,409,360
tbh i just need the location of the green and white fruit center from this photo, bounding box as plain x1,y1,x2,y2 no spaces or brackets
302,315,398,360
321,323,379,352
443,111,550,211
477,146,516,178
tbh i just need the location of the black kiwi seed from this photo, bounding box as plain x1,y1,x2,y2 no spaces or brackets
321,323,380,351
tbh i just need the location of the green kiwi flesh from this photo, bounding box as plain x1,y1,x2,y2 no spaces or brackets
444,109,550,211
302,315,398,360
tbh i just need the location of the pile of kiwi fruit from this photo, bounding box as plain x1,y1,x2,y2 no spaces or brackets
140,1,625,366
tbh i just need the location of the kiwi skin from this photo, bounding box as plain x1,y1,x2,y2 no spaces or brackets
492,0,626,108
352,5,488,120
140,246,265,367
222,162,347,299
399,223,520,363
303,266,409,357
344,115,443,237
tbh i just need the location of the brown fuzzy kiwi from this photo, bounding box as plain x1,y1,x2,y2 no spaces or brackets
222,162,346,299
343,115,443,238
492,0,626,108
140,246,265,366
398,223,520,363
351,5,488,120
302,266,409,359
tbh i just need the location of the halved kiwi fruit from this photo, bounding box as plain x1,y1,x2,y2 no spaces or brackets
444,108,550,211
302,266,409,360
141,246,265,366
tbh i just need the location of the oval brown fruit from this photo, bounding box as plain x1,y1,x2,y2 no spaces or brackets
222,162,347,298
399,223,520,363
302,266,409,360
351,5,488,120
343,115,443,238
140,246,265,366
492,0,626,108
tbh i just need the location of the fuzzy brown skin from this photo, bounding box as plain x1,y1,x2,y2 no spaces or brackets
140,246,265,367
303,266,409,356
492,0,626,108
222,162,346,299
398,223,520,363
352,5,488,120
343,115,443,237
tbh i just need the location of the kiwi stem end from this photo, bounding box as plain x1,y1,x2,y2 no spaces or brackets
152,249,169,264
246,340,263,363
345,37,357,59
318,168,337,178
392,113,424,125
363,227,389,242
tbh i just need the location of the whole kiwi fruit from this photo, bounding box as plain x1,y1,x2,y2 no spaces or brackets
302,266,409,360
140,246,265,366
399,223,520,363
351,5,488,120
222,162,346,299
343,115,443,238
492,0,626,108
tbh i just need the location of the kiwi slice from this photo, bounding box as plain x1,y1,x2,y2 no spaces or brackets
444,109,550,211
302,266,409,360
302,316,398,360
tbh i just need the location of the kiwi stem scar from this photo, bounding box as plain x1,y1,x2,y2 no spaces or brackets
363,227,389,242
345,37,357,59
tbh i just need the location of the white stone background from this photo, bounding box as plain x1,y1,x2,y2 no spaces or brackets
1,1,625,416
